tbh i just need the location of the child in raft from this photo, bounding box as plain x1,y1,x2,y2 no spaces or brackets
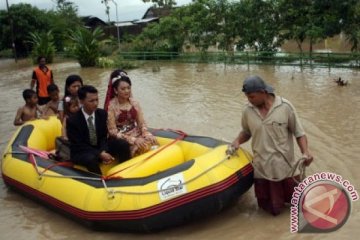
42,84,61,117
13,89,43,126
61,96,80,140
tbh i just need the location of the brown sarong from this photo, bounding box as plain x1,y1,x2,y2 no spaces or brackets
254,176,300,216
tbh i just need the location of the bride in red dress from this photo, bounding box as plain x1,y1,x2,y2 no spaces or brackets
106,70,158,157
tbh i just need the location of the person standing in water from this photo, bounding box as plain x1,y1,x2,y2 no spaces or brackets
227,75,313,215
30,56,54,105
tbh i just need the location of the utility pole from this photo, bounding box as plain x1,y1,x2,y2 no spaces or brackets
101,0,120,50
6,0,17,62
110,0,121,49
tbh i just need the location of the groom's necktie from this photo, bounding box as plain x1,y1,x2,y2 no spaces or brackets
87,116,97,146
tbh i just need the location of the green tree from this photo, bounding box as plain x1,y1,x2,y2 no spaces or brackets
131,23,161,52
211,0,237,54
307,1,345,54
53,0,75,10
69,27,105,67
277,0,310,53
49,0,82,51
343,0,360,52
137,0,243,55
131,4,194,53
100,0,111,22
176,0,218,53
278,0,356,54
142,0,177,8
0,2,82,56
0,3,50,56
28,31,56,63
233,0,281,52
131,16,185,53
131,0,359,57
152,16,186,52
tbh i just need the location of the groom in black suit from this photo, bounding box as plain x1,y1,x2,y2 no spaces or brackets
66,85,130,174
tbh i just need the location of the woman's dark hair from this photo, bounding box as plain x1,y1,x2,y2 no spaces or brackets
112,76,132,90
104,69,130,110
64,74,83,96
110,69,127,80
110,69,131,90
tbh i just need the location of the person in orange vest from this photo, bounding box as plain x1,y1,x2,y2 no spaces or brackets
31,56,54,105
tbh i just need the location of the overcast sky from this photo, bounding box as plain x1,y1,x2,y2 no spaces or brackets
1,0,193,22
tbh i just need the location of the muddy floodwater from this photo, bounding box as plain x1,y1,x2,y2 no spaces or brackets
0,59,359,239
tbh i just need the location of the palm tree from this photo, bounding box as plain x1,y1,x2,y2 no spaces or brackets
28,31,56,63
69,27,105,67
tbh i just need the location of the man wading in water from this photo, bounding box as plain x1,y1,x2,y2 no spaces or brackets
227,75,313,215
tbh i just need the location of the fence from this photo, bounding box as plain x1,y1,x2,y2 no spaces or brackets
119,51,360,68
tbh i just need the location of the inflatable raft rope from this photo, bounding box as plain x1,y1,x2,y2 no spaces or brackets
15,144,242,196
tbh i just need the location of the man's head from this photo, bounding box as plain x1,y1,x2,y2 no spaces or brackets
78,85,99,114
242,76,274,107
22,89,38,105
37,56,46,67
242,75,274,94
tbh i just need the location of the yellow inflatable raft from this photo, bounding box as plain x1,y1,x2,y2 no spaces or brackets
1,117,253,231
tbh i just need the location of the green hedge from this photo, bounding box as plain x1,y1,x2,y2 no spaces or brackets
118,51,360,68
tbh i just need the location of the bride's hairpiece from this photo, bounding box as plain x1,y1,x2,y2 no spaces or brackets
111,71,128,84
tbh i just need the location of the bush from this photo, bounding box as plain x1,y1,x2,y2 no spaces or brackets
96,56,140,69
0,49,14,58
28,31,56,63
114,56,140,69
69,27,105,67
96,57,115,68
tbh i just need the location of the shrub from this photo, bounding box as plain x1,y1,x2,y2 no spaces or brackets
0,48,14,58
28,31,56,63
69,27,105,67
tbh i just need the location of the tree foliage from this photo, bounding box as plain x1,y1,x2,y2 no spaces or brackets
179,0,219,53
233,0,281,52
100,0,111,22
28,31,56,63
134,0,360,54
278,0,358,53
277,0,310,52
0,3,50,57
142,0,177,8
47,1,82,51
69,27,105,67
0,1,82,57
1,0,360,62
343,0,360,52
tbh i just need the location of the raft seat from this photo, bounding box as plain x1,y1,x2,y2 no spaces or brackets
26,117,62,151
21,117,187,178
105,144,185,178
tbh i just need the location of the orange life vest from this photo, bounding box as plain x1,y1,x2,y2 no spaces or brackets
34,66,52,97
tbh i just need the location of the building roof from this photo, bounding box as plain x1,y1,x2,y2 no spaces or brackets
81,16,108,27
115,21,136,27
142,7,173,19
133,17,159,24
